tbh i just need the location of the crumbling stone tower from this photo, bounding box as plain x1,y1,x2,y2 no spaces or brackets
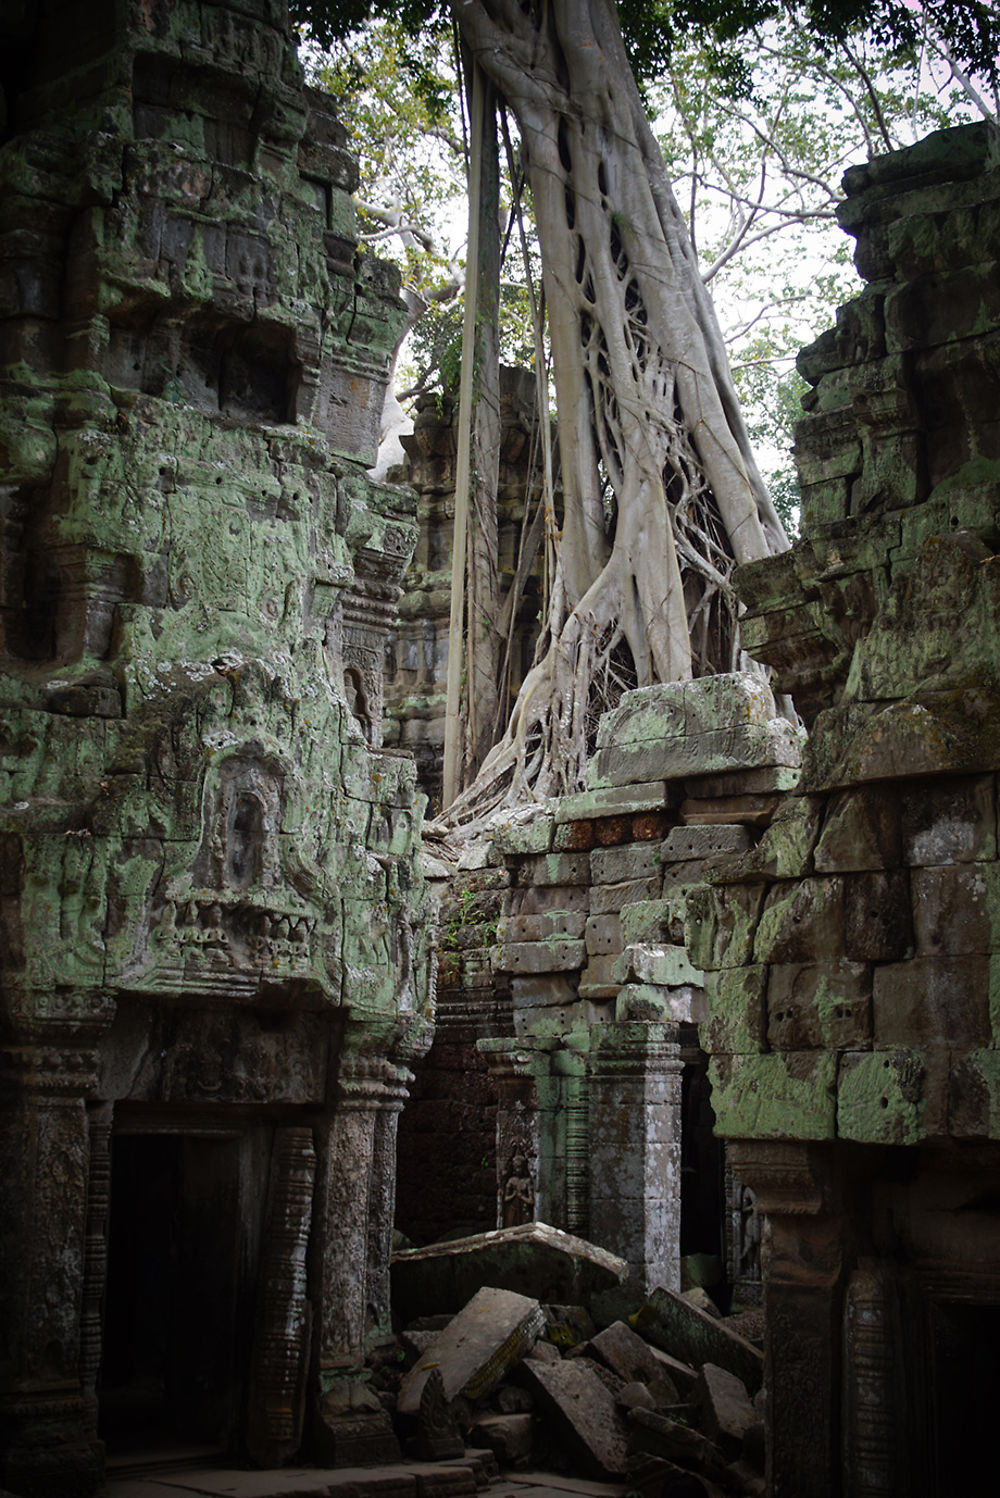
0,2,433,1491
699,122,1000,1494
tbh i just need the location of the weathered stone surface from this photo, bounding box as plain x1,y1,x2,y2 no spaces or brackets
0,4,431,1489
587,676,801,788
766,959,872,1051
391,1223,627,1322
707,1052,837,1140
587,1320,680,1406
701,967,767,1055
517,1357,630,1479
625,1407,728,1480
611,943,703,989
694,1364,755,1457
492,939,587,976
631,1286,763,1392
466,1412,533,1466
396,1288,544,1417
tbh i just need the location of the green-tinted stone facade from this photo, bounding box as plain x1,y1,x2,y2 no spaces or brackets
0,3,432,1490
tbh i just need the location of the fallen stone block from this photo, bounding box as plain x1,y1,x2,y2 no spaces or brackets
518,1355,630,1479
392,1222,627,1321
396,1287,545,1417
626,1406,729,1483
631,1286,764,1393
695,1363,756,1458
682,1287,721,1320
587,1320,680,1407
467,1412,533,1467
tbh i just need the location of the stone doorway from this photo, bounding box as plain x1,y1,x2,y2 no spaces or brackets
98,1130,245,1461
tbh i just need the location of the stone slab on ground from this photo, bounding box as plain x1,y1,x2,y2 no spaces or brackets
397,1287,545,1417
392,1223,627,1321
631,1287,763,1393
518,1357,630,1480
104,1468,627,1498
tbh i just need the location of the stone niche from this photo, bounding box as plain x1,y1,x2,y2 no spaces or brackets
0,2,433,1493
700,122,1000,1496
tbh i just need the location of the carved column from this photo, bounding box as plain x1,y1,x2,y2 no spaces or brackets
247,1126,317,1467
79,1102,113,1422
729,1140,844,1498
312,1032,417,1465
587,1021,683,1293
478,1036,559,1227
0,1022,109,1496
843,1260,897,1497
364,1043,426,1349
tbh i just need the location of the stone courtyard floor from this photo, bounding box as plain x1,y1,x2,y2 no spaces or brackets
102,1461,627,1498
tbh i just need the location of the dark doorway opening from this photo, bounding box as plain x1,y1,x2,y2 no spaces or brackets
99,1132,242,1460
933,1301,1000,1492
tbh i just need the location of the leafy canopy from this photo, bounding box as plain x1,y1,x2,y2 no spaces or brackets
291,0,1000,98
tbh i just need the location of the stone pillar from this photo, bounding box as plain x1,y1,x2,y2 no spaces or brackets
479,1036,559,1228
312,1034,417,1464
729,1141,844,1498
587,1021,683,1293
247,1126,317,1468
364,1043,427,1349
0,1020,109,1496
843,1260,897,1498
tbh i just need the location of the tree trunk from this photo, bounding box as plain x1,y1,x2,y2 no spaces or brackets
442,0,787,827
465,60,503,783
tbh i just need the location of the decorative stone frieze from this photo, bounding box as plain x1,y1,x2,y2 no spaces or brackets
0,2,433,1489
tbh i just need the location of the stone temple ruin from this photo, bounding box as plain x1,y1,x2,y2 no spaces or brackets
2,3,1000,1496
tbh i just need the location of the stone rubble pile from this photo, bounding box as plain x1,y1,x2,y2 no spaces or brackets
375,1277,766,1497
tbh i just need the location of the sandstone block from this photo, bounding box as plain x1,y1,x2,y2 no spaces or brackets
516,852,591,887
911,863,1000,954
616,982,706,1024
813,786,900,872
731,795,823,881
685,882,766,972
753,876,846,964
707,1051,838,1140
492,939,586,976
631,1285,763,1393
504,884,589,917
660,824,752,863
588,1320,680,1406
837,1047,947,1144
766,959,872,1051
497,911,586,943
611,943,703,988
467,1412,533,1466
701,967,767,1055
844,870,913,961
396,1287,544,1417
901,775,996,865
554,782,672,822
517,1356,629,1478
490,812,555,857
873,955,991,1047
590,876,662,915
591,842,662,884
625,1407,728,1480
695,1363,756,1457
585,912,622,956
620,898,680,947
391,1223,627,1322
